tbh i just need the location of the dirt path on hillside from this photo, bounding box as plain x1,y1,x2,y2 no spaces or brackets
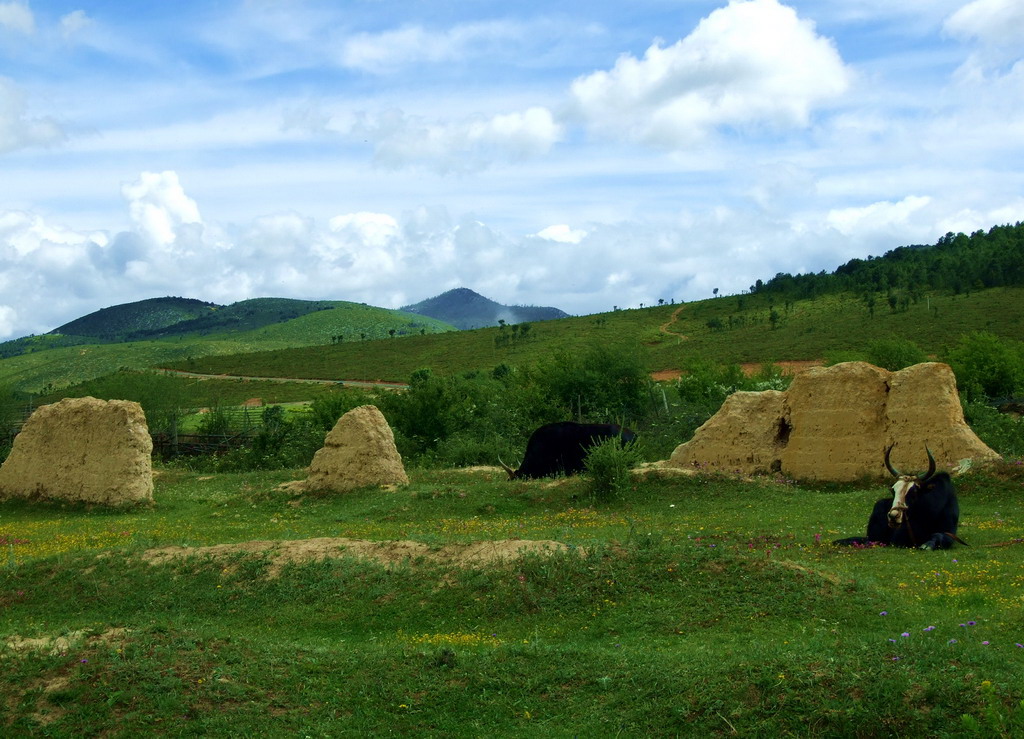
659,305,688,339
156,368,408,390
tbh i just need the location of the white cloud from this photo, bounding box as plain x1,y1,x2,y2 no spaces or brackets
340,21,525,73
570,0,851,148
536,224,587,244
826,195,932,236
353,106,561,172
121,171,202,247
945,0,1024,48
0,77,65,154
0,2,33,34
1,167,1022,341
0,304,16,336
59,10,94,41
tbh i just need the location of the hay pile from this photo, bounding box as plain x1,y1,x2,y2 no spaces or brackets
0,397,153,506
668,362,999,481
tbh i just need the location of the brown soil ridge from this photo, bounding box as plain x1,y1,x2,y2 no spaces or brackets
141,537,575,577
652,360,824,383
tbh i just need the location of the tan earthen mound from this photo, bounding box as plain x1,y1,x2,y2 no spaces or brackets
141,537,573,577
297,405,408,494
0,397,153,506
668,362,1000,482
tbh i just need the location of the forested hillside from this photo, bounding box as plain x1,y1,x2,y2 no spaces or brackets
752,222,1024,301
53,297,219,340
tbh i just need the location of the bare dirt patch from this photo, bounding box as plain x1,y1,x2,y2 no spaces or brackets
650,369,682,382
141,537,575,577
5,627,130,657
740,360,824,376
651,361,823,383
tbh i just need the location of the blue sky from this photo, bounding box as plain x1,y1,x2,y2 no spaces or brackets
0,0,1022,338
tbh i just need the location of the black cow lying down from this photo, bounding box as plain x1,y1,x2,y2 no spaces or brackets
835,446,963,550
500,422,637,479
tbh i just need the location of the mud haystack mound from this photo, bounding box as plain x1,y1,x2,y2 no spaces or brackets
0,397,153,506
669,362,999,481
299,405,408,493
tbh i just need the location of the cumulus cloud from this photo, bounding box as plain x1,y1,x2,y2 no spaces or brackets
1,168,1020,341
352,106,561,173
570,0,851,148
121,171,202,247
0,2,33,34
535,224,587,244
826,195,933,237
0,77,65,154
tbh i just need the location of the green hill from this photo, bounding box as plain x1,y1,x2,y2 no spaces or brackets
161,286,1024,384
0,302,454,393
53,297,219,340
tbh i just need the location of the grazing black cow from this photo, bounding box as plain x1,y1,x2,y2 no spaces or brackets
835,446,962,550
499,422,637,479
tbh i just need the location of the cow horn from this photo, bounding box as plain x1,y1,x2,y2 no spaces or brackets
922,447,936,482
497,456,517,480
884,445,901,477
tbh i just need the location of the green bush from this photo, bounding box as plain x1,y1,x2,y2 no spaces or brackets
963,401,1024,457
946,332,1024,400
533,343,651,422
584,436,642,503
865,338,928,371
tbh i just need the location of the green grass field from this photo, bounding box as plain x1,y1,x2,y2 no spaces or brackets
2,463,1023,735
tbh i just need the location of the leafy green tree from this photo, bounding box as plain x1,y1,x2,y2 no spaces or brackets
946,332,1024,400
532,343,650,423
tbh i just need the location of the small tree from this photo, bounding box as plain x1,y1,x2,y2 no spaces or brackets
947,332,1024,400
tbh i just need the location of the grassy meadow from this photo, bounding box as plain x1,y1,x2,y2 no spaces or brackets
2,280,1024,735
2,463,1023,735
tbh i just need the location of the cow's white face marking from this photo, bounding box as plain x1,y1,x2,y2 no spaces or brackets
889,476,917,527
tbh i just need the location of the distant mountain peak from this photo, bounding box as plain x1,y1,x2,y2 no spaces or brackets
401,287,568,330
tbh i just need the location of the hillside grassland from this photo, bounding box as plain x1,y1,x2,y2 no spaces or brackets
165,287,1024,384
1,464,1023,735
0,304,453,393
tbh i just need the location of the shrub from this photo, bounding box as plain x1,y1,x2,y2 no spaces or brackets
584,436,642,503
866,338,928,371
963,401,1024,457
946,332,1024,401
533,343,651,423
